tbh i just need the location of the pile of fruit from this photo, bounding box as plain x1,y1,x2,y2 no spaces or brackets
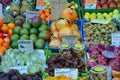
0,69,42,80
0,18,16,55
39,9,51,21
84,9,119,20
3,0,33,24
82,0,120,9
46,54,85,76
48,8,81,48
10,16,50,49
1,49,46,74
84,21,118,46
87,44,120,72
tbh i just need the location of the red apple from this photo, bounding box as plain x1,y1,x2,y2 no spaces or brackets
100,0,107,4
97,4,102,9
102,3,109,8
108,0,114,4
117,1,120,7
109,2,117,8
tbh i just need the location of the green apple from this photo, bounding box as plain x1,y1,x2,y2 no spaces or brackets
113,9,119,14
103,13,108,17
84,15,90,20
112,14,119,19
85,12,90,16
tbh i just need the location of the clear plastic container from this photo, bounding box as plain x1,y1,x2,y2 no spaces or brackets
91,66,108,80
72,43,85,57
59,44,71,55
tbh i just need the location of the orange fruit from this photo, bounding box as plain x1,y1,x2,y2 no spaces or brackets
0,46,7,51
2,42,10,49
8,22,15,30
4,37,10,43
40,13,46,19
45,9,50,13
45,12,50,17
0,18,4,27
1,24,9,33
0,38,3,44
39,10,43,15
8,29,13,36
0,49,5,55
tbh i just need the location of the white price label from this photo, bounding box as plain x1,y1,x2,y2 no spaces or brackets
91,19,110,24
55,68,78,79
26,11,39,22
18,40,33,51
62,35,77,47
0,4,2,18
10,66,28,74
85,4,96,9
112,33,120,47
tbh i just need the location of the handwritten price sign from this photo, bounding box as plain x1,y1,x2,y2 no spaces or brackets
85,0,97,9
111,33,120,47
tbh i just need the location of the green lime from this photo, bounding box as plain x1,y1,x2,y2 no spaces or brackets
23,22,31,30
30,28,38,35
35,39,45,49
14,26,22,34
10,34,20,42
11,41,18,49
20,28,29,35
30,34,38,42
20,35,29,40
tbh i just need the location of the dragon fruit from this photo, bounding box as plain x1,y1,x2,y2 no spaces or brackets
87,44,120,70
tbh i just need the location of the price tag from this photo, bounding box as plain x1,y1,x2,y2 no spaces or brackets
112,33,120,47
0,4,2,18
26,11,39,22
50,0,67,20
18,40,33,51
91,19,110,24
85,0,97,9
62,35,77,47
36,0,46,10
10,66,28,74
55,68,78,79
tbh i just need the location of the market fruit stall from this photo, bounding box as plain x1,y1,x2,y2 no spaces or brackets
0,0,120,80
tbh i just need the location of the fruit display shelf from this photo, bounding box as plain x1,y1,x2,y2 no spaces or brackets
46,20,84,51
